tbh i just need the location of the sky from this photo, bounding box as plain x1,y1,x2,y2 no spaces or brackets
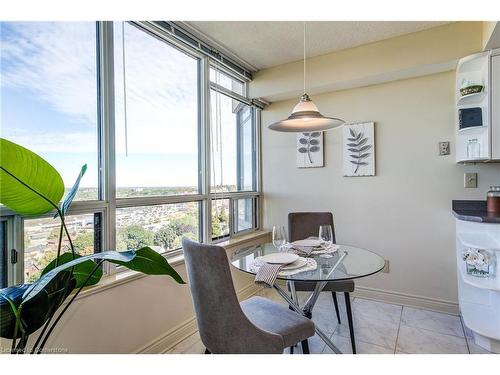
0,21,241,190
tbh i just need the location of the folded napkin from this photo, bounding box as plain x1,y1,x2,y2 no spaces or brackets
254,263,283,288
289,245,315,256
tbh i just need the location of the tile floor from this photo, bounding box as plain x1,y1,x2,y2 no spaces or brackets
168,289,493,354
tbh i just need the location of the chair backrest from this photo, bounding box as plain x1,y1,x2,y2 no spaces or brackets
181,237,283,353
288,212,336,243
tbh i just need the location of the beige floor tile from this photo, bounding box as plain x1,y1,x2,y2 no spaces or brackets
284,334,327,354
324,334,394,354
401,307,464,338
352,298,402,325
467,337,493,354
396,325,468,354
335,316,399,350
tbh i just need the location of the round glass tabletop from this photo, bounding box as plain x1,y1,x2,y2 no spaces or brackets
230,242,385,282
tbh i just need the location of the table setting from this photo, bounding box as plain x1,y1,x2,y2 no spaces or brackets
252,225,342,288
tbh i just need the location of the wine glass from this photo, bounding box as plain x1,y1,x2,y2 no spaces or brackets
272,225,286,251
319,225,333,258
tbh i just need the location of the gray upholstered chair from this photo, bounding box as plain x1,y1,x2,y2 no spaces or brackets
182,237,315,354
288,212,356,354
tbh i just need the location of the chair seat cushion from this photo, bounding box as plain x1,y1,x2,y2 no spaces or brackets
240,296,315,347
291,280,355,293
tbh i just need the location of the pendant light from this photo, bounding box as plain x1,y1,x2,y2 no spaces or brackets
268,22,345,132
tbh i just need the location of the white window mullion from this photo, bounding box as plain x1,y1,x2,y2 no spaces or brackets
201,56,212,243
98,21,116,271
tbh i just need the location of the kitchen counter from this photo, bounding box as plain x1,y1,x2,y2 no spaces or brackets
452,200,500,224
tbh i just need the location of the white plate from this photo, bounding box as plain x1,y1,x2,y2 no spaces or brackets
260,253,299,265
292,239,321,247
281,258,308,270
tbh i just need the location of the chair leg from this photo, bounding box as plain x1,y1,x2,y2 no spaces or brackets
331,292,341,324
204,348,211,354
301,340,310,354
344,292,356,354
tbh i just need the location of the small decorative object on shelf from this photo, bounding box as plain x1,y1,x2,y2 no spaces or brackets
487,186,500,214
459,79,484,96
460,85,484,96
462,248,496,278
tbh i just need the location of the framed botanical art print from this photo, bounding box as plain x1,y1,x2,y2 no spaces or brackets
296,131,324,168
342,122,375,177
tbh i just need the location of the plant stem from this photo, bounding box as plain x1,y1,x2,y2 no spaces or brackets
15,332,29,354
55,223,64,267
30,276,75,354
10,324,18,353
60,216,75,258
36,260,104,354
9,305,25,354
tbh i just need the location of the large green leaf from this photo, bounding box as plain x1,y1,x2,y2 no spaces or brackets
114,247,185,284
0,272,75,339
22,251,136,304
57,164,87,218
20,271,75,336
0,138,64,216
41,252,103,289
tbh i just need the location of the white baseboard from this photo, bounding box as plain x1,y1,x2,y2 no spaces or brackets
353,286,459,315
135,283,262,354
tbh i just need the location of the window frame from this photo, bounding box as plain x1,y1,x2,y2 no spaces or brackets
208,64,259,242
1,21,261,285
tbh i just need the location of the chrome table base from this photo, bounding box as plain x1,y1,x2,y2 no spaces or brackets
272,251,348,354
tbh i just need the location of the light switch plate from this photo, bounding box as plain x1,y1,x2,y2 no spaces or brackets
464,173,478,188
439,141,450,155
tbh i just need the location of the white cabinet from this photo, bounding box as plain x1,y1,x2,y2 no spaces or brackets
456,49,500,163
456,219,500,352
492,54,500,160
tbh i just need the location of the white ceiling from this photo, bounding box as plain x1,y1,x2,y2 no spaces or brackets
184,21,451,70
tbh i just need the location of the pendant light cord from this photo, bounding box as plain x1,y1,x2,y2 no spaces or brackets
122,21,129,157
303,21,306,94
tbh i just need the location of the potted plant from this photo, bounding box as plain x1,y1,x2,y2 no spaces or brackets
0,138,185,354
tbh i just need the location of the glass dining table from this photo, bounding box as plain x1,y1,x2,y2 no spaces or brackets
230,242,385,354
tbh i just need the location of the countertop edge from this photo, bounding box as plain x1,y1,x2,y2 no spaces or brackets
452,200,500,224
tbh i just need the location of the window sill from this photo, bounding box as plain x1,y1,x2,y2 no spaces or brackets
72,230,271,301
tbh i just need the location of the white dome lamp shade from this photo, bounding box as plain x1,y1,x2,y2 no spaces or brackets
268,22,345,132
268,93,345,132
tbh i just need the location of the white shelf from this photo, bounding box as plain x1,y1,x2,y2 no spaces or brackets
457,91,486,106
457,233,500,250
460,301,500,340
458,262,500,291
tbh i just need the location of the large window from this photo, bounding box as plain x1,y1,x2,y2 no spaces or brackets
210,90,255,192
209,67,257,241
0,22,99,201
23,213,101,282
114,22,200,197
0,21,261,285
116,202,201,253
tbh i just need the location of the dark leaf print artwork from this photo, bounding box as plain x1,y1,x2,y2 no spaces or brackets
347,127,371,174
298,132,322,164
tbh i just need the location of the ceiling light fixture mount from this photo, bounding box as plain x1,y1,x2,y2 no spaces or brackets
268,22,345,132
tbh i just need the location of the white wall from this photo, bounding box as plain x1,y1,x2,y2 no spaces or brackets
260,71,500,305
